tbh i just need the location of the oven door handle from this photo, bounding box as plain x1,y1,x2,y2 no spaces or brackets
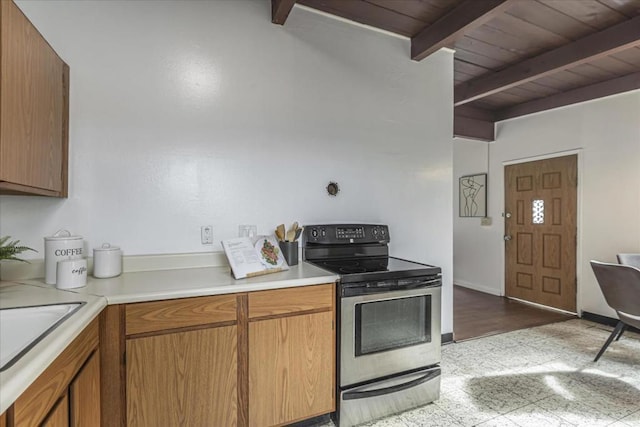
342,369,441,401
365,278,441,289
415,277,442,287
395,278,441,290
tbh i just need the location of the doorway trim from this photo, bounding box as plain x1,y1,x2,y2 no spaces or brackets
501,148,583,314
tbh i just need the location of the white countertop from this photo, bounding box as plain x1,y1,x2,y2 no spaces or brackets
65,262,338,304
0,262,338,413
0,282,106,414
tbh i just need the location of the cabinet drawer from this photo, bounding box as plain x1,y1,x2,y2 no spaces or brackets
125,294,237,336
249,284,334,319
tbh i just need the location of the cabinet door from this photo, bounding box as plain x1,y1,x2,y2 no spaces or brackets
13,319,99,426
70,350,101,427
41,394,69,427
127,326,237,427
0,0,67,195
249,311,334,427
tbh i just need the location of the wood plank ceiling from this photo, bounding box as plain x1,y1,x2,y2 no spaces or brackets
271,0,640,141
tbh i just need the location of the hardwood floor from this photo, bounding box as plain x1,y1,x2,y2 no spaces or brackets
453,285,575,342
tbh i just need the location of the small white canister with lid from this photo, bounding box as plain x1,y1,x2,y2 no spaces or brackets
56,258,88,289
44,229,84,285
93,243,122,278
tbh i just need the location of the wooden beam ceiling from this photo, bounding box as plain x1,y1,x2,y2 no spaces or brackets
495,71,640,121
272,0,297,25
454,105,496,141
453,116,495,141
411,0,516,61
270,0,640,142
455,15,640,106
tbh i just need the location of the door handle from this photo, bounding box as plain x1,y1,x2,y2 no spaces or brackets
504,235,512,241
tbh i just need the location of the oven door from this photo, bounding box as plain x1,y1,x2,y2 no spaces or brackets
340,285,441,387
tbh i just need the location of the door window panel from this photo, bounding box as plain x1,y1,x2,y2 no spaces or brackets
533,199,544,224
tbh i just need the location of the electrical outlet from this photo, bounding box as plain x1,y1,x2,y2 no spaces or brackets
201,226,213,245
481,217,492,226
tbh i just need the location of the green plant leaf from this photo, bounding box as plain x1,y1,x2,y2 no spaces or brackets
0,236,36,262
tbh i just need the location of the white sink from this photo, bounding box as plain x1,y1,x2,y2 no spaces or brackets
0,302,83,371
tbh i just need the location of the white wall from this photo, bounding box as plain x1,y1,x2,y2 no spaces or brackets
452,140,498,295
0,1,454,331
453,91,640,318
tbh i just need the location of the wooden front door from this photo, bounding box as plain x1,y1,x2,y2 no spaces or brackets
504,155,577,312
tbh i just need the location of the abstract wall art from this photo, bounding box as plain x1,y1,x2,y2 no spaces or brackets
459,173,487,217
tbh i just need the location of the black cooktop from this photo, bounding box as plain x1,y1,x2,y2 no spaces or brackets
309,256,441,284
303,224,441,283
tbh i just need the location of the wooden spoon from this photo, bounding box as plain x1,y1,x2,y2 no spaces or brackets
276,224,285,242
287,222,298,242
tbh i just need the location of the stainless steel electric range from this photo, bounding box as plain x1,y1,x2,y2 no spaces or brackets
303,224,442,427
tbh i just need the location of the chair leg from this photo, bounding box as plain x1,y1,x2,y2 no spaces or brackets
615,323,627,341
594,321,625,362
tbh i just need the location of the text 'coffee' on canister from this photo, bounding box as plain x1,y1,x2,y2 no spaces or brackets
44,229,84,285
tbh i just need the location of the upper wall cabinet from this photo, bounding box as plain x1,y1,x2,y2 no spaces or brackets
0,0,69,197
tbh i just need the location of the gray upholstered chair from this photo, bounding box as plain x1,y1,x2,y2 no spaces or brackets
617,253,640,269
590,260,640,362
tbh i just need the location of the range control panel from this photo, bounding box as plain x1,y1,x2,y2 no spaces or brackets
336,226,365,239
303,224,389,244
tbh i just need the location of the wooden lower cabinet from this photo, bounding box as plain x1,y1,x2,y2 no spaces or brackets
249,311,335,426
41,395,69,427
126,326,237,426
10,318,100,427
70,351,101,427
102,284,335,427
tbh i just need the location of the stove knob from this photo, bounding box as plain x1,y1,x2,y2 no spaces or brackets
311,229,318,238
373,229,378,235
321,229,326,236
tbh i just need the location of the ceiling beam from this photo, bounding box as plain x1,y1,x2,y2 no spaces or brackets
454,106,496,141
411,0,516,61
455,105,496,122
455,15,640,106
272,0,297,25
454,116,495,142
495,71,640,121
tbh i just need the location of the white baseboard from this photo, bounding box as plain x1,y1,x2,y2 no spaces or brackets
454,279,502,296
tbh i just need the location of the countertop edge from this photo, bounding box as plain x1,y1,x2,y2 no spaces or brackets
0,290,107,414
102,273,340,304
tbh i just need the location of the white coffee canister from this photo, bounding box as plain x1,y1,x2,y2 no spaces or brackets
44,229,84,285
56,258,87,289
93,243,122,278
